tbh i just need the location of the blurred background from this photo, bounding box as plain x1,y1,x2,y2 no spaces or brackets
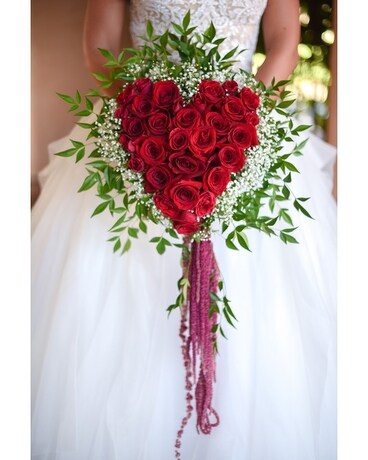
31,0,337,202
255,0,336,142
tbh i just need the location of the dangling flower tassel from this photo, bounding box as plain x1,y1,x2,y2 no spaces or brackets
175,238,220,459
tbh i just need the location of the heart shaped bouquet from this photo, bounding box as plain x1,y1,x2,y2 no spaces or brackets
57,11,310,458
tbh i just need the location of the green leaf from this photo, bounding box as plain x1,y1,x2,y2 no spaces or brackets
146,20,154,38
203,21,216,41
71,140,84,149
157,239,166,255
294,199,314,219
182,10,191,30
55,148,76,157
74,109,92,117
236,231,250,251
109,214,127,231
223,306,237,327
280,231,299,244
128,227,139,238
91,200,110,217
139,220,148,233
75,147,85,163
78,172,98,192
122,238,132,254
113,238,122,252
277,99,295,109
85,97,94,111
284,173,292,183
56,93,75,104
279,208,293,225
225,237,238,251
222,46,239,60
92,72,111,82
283,161,299,173
171,22,184,35
282,185,290,199
76,122,94,129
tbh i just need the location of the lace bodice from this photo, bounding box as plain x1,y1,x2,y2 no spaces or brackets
129,0,268,72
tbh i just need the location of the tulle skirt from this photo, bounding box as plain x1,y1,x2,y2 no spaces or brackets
31,118,337,459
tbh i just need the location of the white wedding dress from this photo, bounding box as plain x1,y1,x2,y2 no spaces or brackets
31,1,337,459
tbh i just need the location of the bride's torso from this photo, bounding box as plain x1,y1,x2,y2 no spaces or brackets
129,0,268,71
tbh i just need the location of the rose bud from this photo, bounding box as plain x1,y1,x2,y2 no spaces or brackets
130,94,156,118
167,179,202,211
153,192,180,220
145,165,173,192
173,108,202,129
240,86,260,111
203,166,230,196
147,112,171,136
218,144,246,173
152,80,181,109
133,77,153,96
198,80,225,104
195,191,217,217
127,154,145,173
169,128,189,151
222,80,239,95
221,95,246,122
173,211,201,235
188,125,217,159
137,137,167,165
168,151,207,179
122,117,145,138
205,112,231,137
229,123,258,149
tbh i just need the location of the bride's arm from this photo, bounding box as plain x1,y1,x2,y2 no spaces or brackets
255,0,300,86
83,0,131,94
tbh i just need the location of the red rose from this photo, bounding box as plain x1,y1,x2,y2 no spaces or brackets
172,96,185,114
153,192,179,219
203,166,230,195
137,137,167,165
240,87,260,111
205,112,231,137
133,77,153,96
195,191,216,217
114,106,129,120
122,117,145,138
188,126,217,159
188,93,208,114
127,154,145,173
152,80,181,109
173,108,201,129
222,80,239,95
245,112,260,126
173,211,201,235
130,95,155,118
218,145,246,173
144,165,173,192
119,133,129,149
229,123,258,149
199,80,225,104
168,179,201,211
222,95,246,122
169,128,189,151
168,151,207,178
147,112,170,135
116,84,134,105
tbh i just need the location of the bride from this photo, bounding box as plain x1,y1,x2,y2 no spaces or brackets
31,0,337,459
